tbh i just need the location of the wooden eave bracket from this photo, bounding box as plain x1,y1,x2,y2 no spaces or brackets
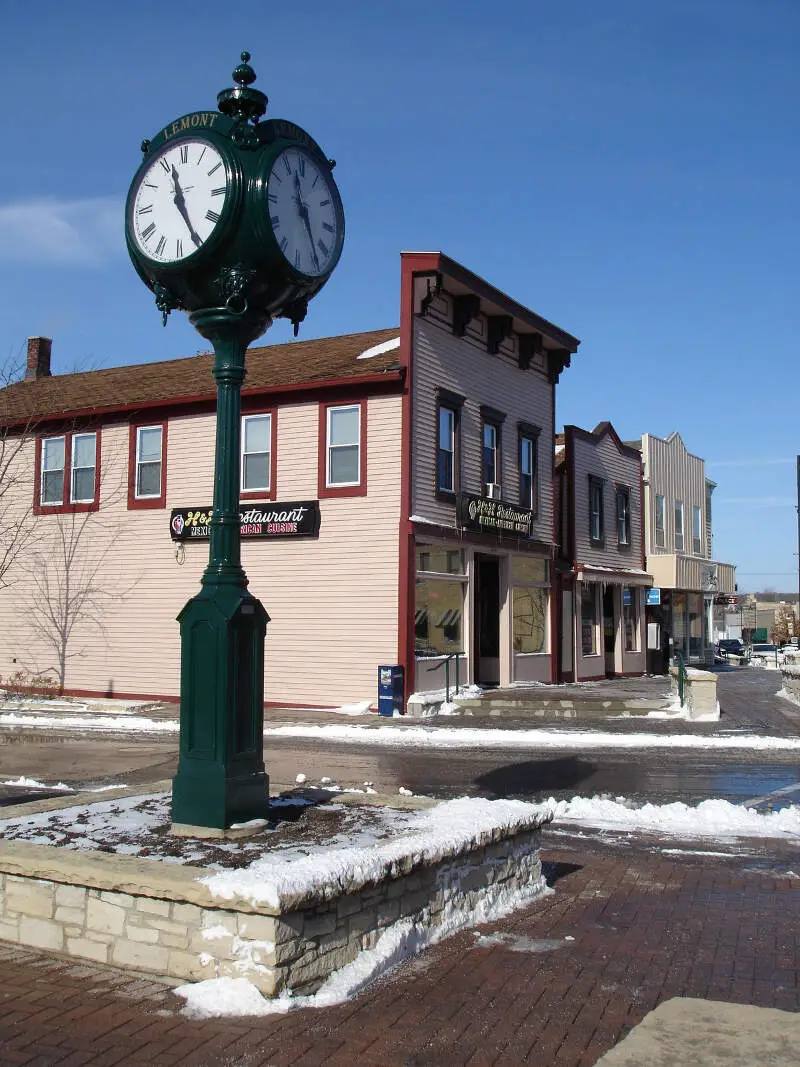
517,332,543,370
452,293,481,337
486,314,514,355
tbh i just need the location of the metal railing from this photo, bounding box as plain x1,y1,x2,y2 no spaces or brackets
676,651,688,707
426,651,463,704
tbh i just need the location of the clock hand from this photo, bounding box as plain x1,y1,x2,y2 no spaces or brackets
293,171,320,271
171,165,202,248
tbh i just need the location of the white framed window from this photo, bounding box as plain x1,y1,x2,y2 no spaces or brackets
70,433,97,503
589,477,604,542
519,433,537,511
135,426,163,499
326,404,360,487
655,493,665,547
692,505,702,555
616,487,631,545
438,406,456,493
674,499,684,552
241,414,272,493
40,436,65,505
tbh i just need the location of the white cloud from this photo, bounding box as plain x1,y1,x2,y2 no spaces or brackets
0,195,123,266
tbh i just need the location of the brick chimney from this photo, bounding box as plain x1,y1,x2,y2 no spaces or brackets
25,337,52,380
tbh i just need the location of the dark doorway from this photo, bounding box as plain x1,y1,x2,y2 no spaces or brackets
475,555,500,687
603,585,616,677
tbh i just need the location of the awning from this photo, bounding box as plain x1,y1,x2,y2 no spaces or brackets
575,565,653,588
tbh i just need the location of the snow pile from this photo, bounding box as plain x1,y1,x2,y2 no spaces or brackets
264,722,800,753
549,794,800,839
202,796,548,909
356,337,400,360
2,776,71,791
0,712,178,733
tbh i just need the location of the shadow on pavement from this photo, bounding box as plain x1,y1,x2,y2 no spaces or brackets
475,756,597,799
541,859,583,886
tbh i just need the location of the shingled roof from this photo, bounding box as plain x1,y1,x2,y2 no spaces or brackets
0,327,401,425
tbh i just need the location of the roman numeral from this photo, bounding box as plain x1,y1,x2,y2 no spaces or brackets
322,222,334,233
283,155,292,175
320,199,331,207
207,161,222,176
270,214,280,227
144,181,158,189
205,209,221,223
180,145,189,164
159,158,170,173
137,205,153,215
211,186,226,196
268,193,277,203
294,249,300,268
273,172,282,184
141,222,156,241
311,175,319,189
176,238,183,257
298,156,306,177
155,235,166,256
280,236,288,253
197,147,206,165
317,239,329,257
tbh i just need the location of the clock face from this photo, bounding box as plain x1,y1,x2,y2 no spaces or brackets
266,147,343,277
130,139,230,264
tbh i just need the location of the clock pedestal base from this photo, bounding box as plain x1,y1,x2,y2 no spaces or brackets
171,305,271,831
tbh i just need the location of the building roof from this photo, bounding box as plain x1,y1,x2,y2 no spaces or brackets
0,327,402,425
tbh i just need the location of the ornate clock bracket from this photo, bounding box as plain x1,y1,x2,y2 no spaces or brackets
153,283,182,328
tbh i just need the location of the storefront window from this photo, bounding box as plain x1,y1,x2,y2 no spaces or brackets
623,587,638,651
689,593,704,658
672,591,686,657
581,584,598,655
415,543,466,657
512,587,547,653
511,557,548,584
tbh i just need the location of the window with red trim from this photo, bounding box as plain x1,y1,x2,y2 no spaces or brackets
318,399,367,498
34,430,101,514
128,422,167,510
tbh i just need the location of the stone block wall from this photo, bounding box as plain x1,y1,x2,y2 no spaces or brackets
0,830,542,996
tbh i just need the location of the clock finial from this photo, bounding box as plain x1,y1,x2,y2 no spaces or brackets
217,51,268,122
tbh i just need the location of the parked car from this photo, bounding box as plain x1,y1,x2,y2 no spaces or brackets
714,639,746,663
749,643,780,667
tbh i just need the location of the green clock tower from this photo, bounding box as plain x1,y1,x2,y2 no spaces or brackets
125,53,345,833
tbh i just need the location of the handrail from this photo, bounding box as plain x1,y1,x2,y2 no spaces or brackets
425,651,463,703
676,651,688,708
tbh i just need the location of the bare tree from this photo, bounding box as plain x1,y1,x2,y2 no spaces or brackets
771,602,798,646
0,345,40,592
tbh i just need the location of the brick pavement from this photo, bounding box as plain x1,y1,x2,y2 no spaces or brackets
1,832,799,1067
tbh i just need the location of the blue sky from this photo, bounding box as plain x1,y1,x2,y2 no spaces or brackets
0,0,797,594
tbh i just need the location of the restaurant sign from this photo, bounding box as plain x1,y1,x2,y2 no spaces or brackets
170,501,321,541
456,493,534,538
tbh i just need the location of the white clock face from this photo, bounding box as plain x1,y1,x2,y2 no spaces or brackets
267,147,343,277
131,139,229,263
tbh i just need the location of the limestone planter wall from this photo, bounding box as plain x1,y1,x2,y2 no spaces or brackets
0,821,544,996
669,665,718,720
781,668,800,703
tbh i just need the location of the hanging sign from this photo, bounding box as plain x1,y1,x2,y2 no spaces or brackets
646,588,661,606
456,493,534,538
170,500,321,541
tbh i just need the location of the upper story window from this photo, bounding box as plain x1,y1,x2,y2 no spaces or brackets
36,430,100,514
435,388,464,501
589,475,604,543
319,399,367,498
518,423,539,514
241,413,274,497
616,486,631,546
674,499,684,552
480,405,505,491
692,505,702,555
655,493,666,548
128,422,167,510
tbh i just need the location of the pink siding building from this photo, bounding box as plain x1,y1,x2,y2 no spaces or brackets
0,253,579,709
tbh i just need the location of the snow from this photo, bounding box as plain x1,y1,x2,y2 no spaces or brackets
294,773,307,784
0,712,178,733
2,776,71,791
329,700,373,716
264,722,800,753
356,337,400,360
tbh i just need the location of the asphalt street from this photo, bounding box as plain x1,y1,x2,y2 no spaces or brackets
0,668,798,812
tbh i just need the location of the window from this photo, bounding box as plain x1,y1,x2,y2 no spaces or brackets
692,505,702,555
518,424,539,513
480,405,505,490
438,406,457,494
674,499,684,552
36,430,100,513
655,494,665,548
581,583,598,655
241,414,272,495
318,400,366,497
128,422,167,509
511,556,549,655
40,436,65,505
623,587,639,651
415,544,466,657
616,487,631,546
589,476,604,542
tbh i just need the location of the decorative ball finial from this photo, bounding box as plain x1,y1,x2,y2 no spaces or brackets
217,51,267,122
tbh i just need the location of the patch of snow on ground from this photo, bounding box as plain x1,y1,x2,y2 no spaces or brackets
778,687,800,708
264,722,800,753
330,700,374,716
2,776,71,791
0,712,178,733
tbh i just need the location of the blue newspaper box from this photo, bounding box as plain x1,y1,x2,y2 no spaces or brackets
378,664,405,717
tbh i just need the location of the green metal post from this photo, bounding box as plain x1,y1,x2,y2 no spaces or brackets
171,304,271,831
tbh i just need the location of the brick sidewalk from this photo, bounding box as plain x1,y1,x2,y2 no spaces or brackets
1,833,798,1066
